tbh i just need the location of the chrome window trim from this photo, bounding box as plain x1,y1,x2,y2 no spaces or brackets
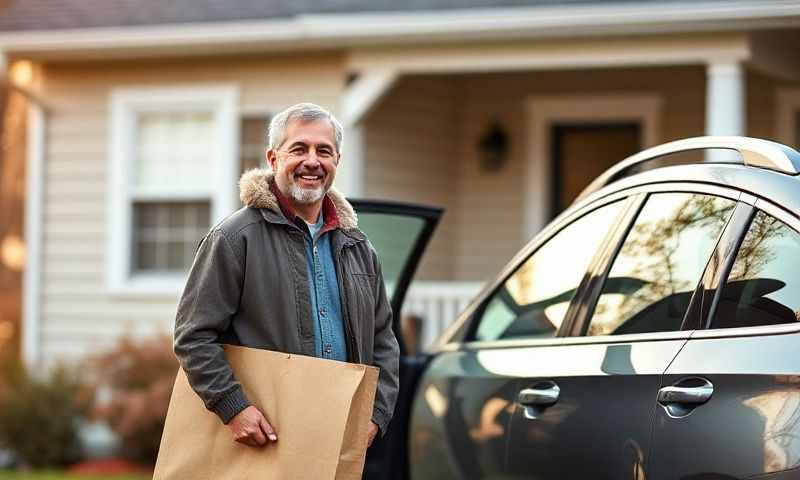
697,197,800,339
437,180,747,348
753,198,800,232
435,194,636,346
452,329,694,352
691,322,800,340
577,188,741,338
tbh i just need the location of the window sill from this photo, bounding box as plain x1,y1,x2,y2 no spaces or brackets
107,273,187,300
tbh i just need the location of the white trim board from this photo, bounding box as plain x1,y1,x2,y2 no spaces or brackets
2,1,799,60
523,94,662,241
346,34,751,75
22,103,45,367
776,88,800,147
107,84,239,297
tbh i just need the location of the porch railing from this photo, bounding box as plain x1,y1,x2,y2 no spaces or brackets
403,281,484,350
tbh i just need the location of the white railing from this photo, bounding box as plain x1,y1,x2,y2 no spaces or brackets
403,281,484,349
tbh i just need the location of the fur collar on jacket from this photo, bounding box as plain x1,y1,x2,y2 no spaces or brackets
238,168,358,230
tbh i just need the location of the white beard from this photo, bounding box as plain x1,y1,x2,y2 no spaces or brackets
288,183,326,204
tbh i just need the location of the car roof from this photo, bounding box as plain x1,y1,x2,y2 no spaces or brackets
577,136,800,202
575,162,800,219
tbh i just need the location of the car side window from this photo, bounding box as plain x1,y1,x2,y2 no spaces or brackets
586,192,735,336
472,200,625,342
711,210,800,329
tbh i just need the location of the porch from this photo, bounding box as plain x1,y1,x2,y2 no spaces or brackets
345,32,800,346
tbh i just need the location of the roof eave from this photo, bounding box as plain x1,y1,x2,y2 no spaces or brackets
2,1,800,61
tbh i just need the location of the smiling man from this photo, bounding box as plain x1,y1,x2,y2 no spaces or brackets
173,103,399,450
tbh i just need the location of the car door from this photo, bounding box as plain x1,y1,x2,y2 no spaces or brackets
406,194,644,479
649,198,800,480
502,188,738,480
347,200,444,480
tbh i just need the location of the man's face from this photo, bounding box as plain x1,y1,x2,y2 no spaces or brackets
267,118,340,205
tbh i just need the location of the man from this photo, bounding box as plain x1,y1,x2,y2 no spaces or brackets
173,102,399,449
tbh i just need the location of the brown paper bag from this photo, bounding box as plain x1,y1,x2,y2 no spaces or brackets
153,345,379,480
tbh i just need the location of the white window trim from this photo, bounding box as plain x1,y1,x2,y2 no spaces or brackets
776,88,800,147
523,93,661,242
107,85,239,296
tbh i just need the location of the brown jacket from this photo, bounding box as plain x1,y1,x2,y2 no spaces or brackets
173,169,400,435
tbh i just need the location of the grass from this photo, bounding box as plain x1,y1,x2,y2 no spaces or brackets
0,472,149,480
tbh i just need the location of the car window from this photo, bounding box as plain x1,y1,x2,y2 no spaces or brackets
357,211,427,299
472,200,625,342
587,192,735,336
711,210,800,329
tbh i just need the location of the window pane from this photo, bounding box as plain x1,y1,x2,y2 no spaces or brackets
136,112,215,193
712,211,800,329
240,116,270,175
587,193,735,336
474,200,625,342
356,213,426,299
132,201,210,273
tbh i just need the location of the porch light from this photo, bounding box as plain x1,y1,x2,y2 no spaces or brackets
477,121,509,173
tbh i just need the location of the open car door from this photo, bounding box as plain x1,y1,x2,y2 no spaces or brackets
349,200,443,480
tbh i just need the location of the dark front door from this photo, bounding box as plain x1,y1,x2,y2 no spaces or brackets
551,123,641,218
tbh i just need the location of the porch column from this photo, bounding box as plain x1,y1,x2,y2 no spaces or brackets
337,69,397,198
705,61,744,162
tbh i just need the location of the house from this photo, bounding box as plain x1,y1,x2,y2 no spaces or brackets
2,0,800,366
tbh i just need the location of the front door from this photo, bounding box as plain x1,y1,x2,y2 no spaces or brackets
551,123,641,218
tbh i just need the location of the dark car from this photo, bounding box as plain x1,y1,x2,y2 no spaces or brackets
355,136,800,480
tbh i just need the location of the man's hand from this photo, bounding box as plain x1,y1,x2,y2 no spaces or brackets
228,405,278,447
367,421,379,447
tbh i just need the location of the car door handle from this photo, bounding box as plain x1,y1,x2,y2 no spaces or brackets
518,382,560,407
657,378,713,405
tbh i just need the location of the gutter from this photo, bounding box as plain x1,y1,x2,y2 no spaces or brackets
0,1,799,60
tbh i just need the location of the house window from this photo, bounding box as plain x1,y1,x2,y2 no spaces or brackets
109,86,238,294
240,116,270,175
132,201,210,272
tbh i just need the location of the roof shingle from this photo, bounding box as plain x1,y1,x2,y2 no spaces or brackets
0,0,703,32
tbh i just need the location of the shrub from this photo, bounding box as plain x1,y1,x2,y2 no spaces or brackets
91,335,178,466
0,353,91,468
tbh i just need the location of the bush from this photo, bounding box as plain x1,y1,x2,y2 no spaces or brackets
0,353,91,468
91,335,178,466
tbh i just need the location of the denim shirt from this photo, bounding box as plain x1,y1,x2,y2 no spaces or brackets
303,211,348,361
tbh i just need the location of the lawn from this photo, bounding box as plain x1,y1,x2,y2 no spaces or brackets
0,472,149,480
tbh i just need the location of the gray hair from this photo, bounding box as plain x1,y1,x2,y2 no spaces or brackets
268,102,344,153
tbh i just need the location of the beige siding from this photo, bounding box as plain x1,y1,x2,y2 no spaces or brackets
363,76,461,281
38,53,347,363
746,68,800,143
450,66,708,281
35,46,800,365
